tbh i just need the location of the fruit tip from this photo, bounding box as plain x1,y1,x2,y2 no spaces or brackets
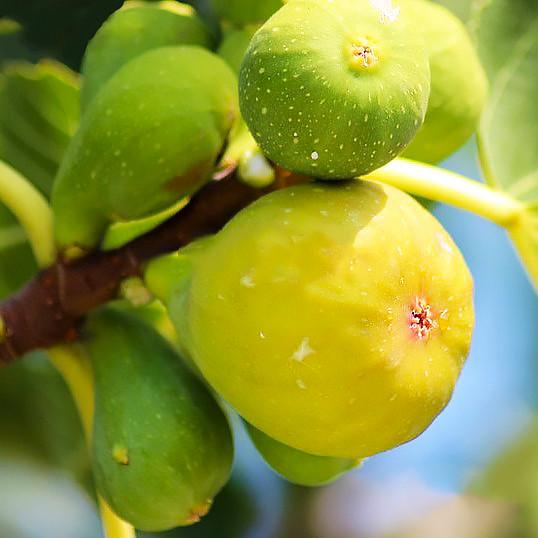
185,500,212,524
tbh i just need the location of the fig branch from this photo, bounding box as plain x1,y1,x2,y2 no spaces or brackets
0,167,306,365
0,157,526,365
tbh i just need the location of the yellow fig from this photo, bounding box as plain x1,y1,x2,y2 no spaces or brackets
148,180,474,459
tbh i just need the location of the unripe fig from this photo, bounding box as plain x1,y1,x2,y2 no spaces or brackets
217,28,255,74
52,46,238,252
150,180,474,459
212,0,283,27
239,0,430,179
81,1,213,111
217,29,276,187
86,308,233,531
245,422,360,486
401,0,488,163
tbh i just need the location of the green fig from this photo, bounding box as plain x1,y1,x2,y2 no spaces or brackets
147,180,474,459
245,421,360,487
81,1,213,111
401,0,488,163
217,28,255,74
239,0,430,179
217,28,276,187
212,0,283,27
52,46,239,252
86,308,233,531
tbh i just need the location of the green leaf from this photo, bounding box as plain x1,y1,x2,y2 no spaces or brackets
469,419,538,536
0,204,36,299
472,0,538,288
0,60,80,196
0,19,39,68
0,352,91,496
473,0,538,202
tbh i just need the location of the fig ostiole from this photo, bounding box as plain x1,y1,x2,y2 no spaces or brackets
400,0,488,163
86,307,233,531
245,421,361,487
239,0,431,179
148,179,474,459
52,46,238,252
81,1,213,111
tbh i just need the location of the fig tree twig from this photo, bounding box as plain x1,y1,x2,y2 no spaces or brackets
0,168,306,365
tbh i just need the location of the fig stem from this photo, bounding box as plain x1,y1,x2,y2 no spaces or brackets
0,161,56,268
49,345,136,538
365,158,524,228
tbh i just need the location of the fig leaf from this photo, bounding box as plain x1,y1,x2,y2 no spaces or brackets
0,60,80,197
472,0,538,288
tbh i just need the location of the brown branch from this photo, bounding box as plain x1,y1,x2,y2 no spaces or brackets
0,169,306,365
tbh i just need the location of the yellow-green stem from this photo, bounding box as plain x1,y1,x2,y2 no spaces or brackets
0,160,55,267
49,345,136,538
365,158,524,228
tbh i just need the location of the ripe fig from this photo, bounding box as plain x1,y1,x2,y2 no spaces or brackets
52,46,238,252
239,0,430,179
149,180,474,459
86,308,233,531
245,421,360,486
212,0,283,27
401,0,488,163
81,1,213,111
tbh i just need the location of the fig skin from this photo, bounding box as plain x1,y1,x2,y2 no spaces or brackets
81,1,213,111
86,308,233,531
239,0,430,179
156,180,474,459
52,46,238,251
212,0,283,26
401,0,488,163
245,422,361,486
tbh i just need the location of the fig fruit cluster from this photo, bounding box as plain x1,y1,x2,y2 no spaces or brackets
45,0,484,530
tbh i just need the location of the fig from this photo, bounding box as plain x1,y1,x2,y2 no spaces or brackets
52,46,238,252
212,0,283,27
245,421,360,486
217,28,255,74
81,1,213,111
148,180,474,459
86,307,233,531
217,29,276,187
239,0,430,179
401,0,488,163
